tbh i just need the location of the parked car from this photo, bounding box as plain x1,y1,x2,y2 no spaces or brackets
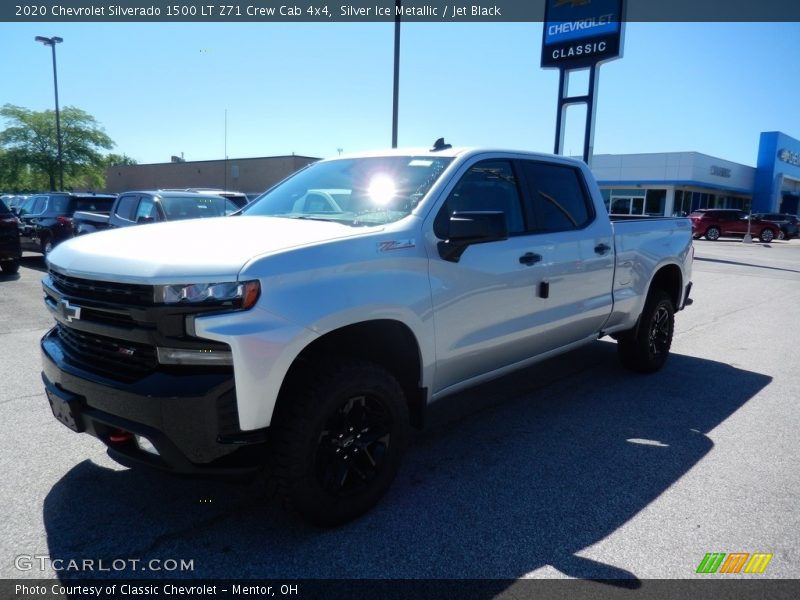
0,200,22,274
17,192,117,255
689,209,782,243
73,190,241,235
751,213,799,240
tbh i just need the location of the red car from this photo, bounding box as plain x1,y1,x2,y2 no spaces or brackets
690,209,782,243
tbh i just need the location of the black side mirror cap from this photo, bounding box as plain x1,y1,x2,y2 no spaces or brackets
437,211,508,262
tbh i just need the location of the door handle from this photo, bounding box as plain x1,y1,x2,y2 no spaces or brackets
594,243,611,255
519,252,542,266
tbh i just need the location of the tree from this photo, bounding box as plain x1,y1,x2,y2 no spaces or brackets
0,104,114,191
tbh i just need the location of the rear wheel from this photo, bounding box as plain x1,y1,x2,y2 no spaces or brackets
618,290,675,373
270,359,409,526
705,227,720,241
759,228,775,243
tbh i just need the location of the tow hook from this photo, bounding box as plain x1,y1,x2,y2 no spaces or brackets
108,429,133,443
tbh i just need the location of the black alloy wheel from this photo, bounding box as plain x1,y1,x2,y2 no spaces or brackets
617,290,675,373
270,359,409,526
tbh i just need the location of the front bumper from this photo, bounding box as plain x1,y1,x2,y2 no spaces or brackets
41,327,267,478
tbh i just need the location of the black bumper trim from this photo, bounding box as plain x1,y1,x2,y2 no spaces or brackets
42,330,268,479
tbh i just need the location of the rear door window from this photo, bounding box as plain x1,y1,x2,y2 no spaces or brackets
518,161,593,232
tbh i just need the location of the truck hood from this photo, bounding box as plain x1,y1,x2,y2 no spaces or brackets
48,216,365,283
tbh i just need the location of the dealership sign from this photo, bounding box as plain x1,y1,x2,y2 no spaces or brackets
541,0,625,69
778,148,800,168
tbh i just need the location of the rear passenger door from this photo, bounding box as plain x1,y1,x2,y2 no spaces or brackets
427,156,614,396
515,159,615,350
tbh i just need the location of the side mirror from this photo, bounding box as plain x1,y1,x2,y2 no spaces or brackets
437,211,508,262
136,216,155,224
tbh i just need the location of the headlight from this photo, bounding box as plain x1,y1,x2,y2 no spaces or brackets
154,280,260,309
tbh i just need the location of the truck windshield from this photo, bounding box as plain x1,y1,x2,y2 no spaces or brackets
242,156,453,226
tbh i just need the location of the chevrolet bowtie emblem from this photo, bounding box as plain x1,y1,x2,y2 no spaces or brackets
58,299,82,323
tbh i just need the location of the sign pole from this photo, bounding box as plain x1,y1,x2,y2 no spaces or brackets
583,64,599,166
542,0,624,165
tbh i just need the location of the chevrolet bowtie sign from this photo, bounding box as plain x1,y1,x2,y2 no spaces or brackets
58,299,82,323
542,0,625,69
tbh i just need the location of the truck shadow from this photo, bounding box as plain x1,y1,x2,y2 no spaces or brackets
42,342,770,585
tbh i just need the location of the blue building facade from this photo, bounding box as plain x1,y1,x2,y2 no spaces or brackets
753,132,800,214
591,131,800,216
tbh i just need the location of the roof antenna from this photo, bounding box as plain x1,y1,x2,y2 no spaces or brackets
431,137,452,152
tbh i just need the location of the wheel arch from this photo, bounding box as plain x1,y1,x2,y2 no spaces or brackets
648,263,683,311
277,319,426,429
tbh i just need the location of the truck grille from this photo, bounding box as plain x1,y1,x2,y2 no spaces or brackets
56,324,158,382
50,270,154,305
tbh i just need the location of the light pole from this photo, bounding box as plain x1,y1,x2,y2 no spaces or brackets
392,1,401,148
35,35,64,191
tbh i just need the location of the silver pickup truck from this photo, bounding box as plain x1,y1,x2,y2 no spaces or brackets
41,145,693,525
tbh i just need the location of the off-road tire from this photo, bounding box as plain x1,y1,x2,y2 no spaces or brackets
617,290,675,373
269,359,409,527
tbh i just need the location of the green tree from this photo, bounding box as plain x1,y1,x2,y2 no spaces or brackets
0,104,114,191
103,153,138,167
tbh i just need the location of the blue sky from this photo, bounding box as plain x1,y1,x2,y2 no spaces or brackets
1,21,798,167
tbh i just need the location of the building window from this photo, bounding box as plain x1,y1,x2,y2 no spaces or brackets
674,191,692,216
645,190,666,216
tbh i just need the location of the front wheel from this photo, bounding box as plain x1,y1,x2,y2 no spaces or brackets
617,290,675,373
270,359,409,526
0,260,19,275
759,228,775,243
40,236,53,255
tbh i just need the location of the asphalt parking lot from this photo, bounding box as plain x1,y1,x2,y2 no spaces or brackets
1,238,799,588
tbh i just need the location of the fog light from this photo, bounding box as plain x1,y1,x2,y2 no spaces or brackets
135,435,160,456
157,347,233,365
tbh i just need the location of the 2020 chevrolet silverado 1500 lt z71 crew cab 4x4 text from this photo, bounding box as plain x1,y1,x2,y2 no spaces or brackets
41,145,693,525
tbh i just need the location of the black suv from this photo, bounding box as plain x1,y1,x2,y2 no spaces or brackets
0,200,22,274
18,192,117,255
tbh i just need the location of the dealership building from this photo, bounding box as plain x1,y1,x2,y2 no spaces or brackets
593,131,800,217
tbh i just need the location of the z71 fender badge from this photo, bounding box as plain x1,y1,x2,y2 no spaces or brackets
377,239,416,252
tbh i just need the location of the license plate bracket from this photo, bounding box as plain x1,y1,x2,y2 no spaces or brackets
46,386,84,433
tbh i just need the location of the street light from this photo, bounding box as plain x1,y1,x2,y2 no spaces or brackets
392,1,401,148
35,35,64,191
